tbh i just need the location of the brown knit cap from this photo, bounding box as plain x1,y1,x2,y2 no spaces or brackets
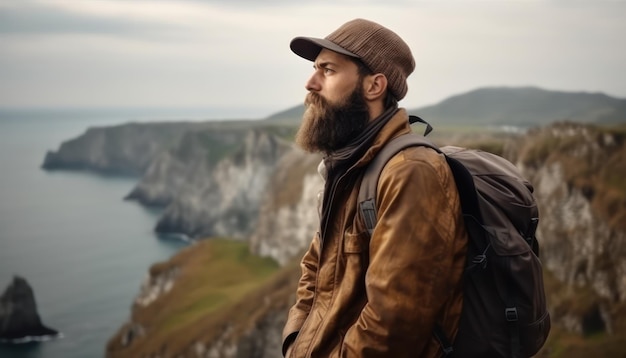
290,18,415,100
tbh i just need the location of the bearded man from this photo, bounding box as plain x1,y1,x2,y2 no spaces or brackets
283,19,468,358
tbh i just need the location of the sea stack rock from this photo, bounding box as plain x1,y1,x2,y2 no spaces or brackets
0,276,59,341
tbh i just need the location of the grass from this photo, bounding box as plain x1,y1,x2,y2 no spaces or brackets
106,238,281,357
537,326,626,358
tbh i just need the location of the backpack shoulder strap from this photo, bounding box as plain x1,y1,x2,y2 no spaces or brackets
358,133,439,236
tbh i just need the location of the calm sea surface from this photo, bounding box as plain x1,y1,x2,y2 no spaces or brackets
0,109,224,358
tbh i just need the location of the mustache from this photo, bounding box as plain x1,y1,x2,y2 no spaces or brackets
305,92,326,107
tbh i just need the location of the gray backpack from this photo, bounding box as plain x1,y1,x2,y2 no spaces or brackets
358,117,551,357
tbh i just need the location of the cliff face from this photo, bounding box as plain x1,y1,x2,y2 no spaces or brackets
125,128,247,207
512,123,626,337
42,122,206,176
105,121,626,357
42,119,295,240
249,148,322,265
154,129,293,239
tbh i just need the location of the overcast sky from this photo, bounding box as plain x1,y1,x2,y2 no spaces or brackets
1,0,625,118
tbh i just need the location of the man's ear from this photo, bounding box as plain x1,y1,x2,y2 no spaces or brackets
363,74,388,101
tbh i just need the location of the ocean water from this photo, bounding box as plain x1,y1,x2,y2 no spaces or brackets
0,109,209,358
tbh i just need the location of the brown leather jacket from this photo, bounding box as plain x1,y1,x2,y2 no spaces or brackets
283,109,468,357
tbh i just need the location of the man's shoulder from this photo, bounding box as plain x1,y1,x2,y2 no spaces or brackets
383,144,448,173
374,143,455,192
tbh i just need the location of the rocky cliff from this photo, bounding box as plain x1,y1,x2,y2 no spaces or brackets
106,239,289,358
249,148,322,265
43,119,296,240
512,122,626,339
107,121,626,357
42,121,211,176
106,138,313,358
153,129,293,239
124,124,255,207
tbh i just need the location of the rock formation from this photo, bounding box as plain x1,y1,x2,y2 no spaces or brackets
41,118,297,240
249,147,322,265
513,122,626,337
124,126,249,207
0,276,59,342
41,121,228,176
154,129,293,239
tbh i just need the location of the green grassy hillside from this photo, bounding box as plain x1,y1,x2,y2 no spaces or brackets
106,239,284,357
414,87,626,126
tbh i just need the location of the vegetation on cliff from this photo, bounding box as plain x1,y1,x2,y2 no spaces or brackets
106,239,283,357
519,122,626,233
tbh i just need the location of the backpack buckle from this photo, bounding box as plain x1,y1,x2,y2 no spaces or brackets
472,254,487,267
442,346,454,356
359,199,377,236
505,307,518,322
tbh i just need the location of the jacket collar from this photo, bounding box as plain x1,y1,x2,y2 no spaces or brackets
354,107,412,169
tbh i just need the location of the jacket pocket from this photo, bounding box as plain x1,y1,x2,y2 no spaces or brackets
342,229,369,282
343,230,368,254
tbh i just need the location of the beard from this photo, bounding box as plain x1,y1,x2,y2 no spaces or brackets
294,83,370,154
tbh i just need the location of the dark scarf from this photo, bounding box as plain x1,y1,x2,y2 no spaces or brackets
319,105,399,240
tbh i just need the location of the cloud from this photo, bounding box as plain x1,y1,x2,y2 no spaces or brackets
0,4,112,33
0,0,625,117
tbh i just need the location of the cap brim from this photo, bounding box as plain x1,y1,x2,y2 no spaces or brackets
290,36,360,61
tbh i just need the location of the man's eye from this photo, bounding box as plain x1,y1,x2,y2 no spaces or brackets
324,68,334,74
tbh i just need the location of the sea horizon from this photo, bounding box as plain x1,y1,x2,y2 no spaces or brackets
0,105,281,124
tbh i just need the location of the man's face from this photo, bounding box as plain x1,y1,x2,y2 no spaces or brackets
295,49,370,154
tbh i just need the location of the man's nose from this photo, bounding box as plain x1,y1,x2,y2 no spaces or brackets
305,72,321,92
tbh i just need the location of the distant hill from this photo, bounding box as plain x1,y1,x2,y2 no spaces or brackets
264,104,304,123
265,87,626,126
412,87,626,126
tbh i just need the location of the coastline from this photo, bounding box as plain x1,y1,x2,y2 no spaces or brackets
0,112,190,358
